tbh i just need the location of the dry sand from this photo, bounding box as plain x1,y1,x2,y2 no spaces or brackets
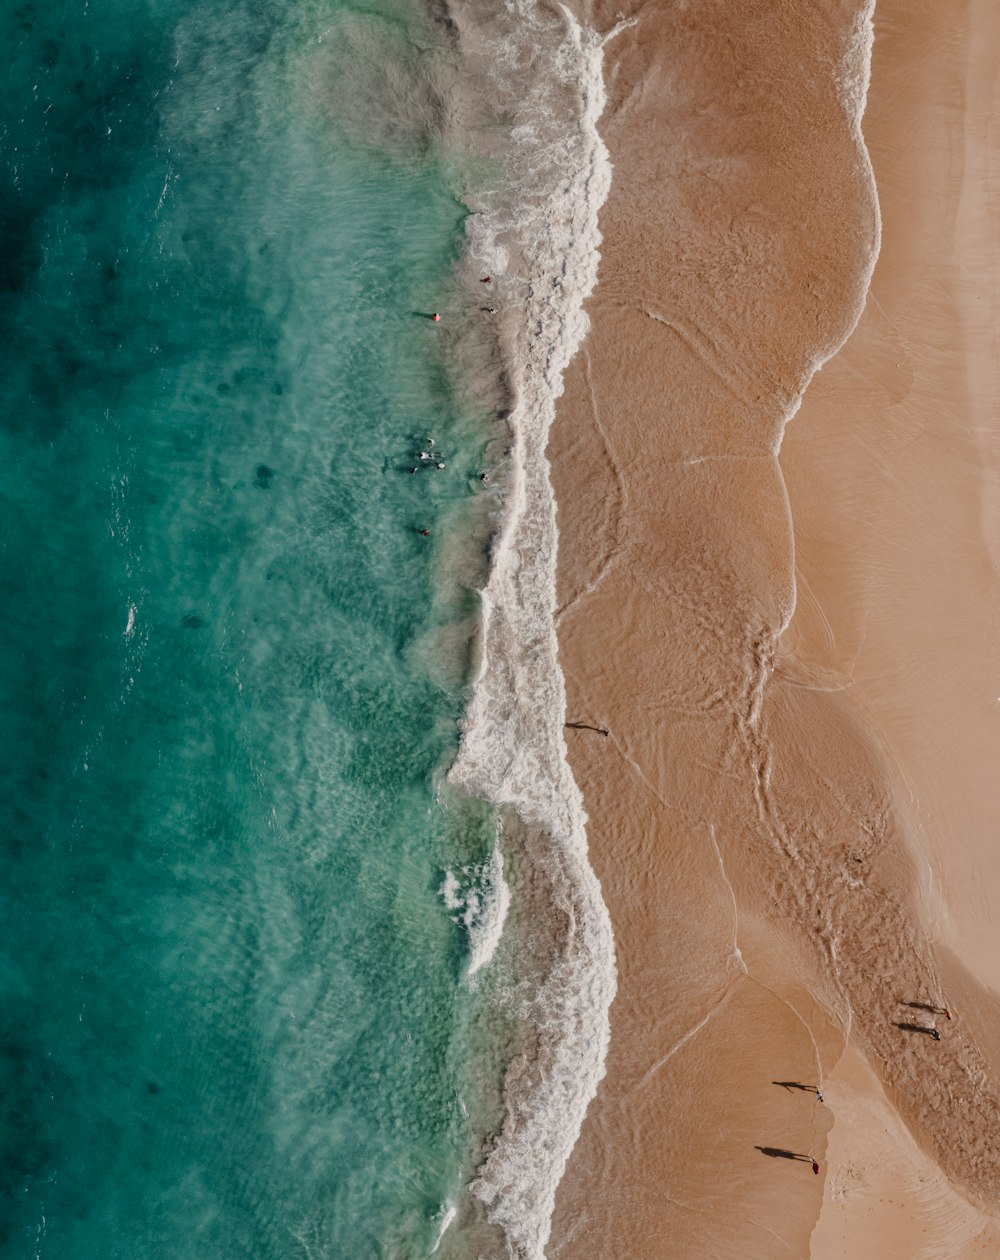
809,1042,996,1260
548,0,1000,1254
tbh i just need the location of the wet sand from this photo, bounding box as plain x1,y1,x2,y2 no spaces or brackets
549,0,1000,1254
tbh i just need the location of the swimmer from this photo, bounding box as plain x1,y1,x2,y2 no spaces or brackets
435,462,446,470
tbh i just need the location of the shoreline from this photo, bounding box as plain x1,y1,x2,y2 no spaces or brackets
442,5,623,1254
546,0,1000,1255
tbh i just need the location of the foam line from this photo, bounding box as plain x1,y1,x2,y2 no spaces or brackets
446,3,623,1255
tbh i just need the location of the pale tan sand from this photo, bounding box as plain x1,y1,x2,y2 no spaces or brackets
811,1042,1000,1260
783,0,1000,1246
547,0,1000,1254
780,0,1000,995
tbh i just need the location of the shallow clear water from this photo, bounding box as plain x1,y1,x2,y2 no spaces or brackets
0,0,501,1254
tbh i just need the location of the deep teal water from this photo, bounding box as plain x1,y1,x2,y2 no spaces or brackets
0,0,500,1254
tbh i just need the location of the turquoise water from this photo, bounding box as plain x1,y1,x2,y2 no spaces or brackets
0,0,503,1254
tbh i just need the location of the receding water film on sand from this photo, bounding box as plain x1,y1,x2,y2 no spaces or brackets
543,0,1000,1256
4,0,1000,1255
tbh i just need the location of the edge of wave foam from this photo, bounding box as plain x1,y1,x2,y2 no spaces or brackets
782,0,883,439
745,0,883,1046
442,4,629,1256
771,0,882,647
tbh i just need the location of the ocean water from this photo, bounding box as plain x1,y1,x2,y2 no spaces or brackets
0,0,514,1255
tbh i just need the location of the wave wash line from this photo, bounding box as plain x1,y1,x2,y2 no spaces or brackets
447,5,632,1257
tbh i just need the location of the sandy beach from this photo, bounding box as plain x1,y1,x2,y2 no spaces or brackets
548,0,1000,1254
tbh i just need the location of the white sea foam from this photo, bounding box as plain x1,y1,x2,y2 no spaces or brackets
467,837,511,981
430,1202,457,1255
440,834,511,983
440,868,464,915
445,4,628,1255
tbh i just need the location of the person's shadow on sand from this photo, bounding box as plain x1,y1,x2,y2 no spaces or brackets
755,1147,820,1174
896,1021,941,1040
754,1146,812,1162
900,999,950,1018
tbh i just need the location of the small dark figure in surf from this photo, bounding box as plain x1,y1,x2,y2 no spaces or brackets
481,276,491,284
419,529,430,537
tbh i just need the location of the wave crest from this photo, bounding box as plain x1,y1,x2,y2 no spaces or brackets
443,4,627,1255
